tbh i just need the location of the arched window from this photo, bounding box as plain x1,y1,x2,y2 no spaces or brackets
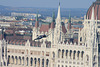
31,58,33,66
62,50,64,58
38,58,40,67
58,65,60,67
81,51,84,60
8,56,10,65
93,55,96,61
53,52,55,58
22,57,24,65
66,50,68,59
73,51,76,59
12,56,14,64
15,56,17,64
46,59,49,67
26,57,28,66
86,55,89,61
34,58,37,67
70,50,72,59
42,59,44,67
62,65,64,67
80,37,82,41
19,56,21,65
4,62,6,66
77,51,80,60
58,49,61,58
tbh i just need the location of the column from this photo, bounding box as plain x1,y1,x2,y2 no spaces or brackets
38,59,40,67
68,51,70,59
11,57,13,64
33,59,35,67
59,50,61,58
64,51,66,59
20,58,21,65
40,58,42,67
79,52,81,60
14,58,16,64
9,57,11,64
73,51,74,60
36,59,38,67
75,52,77,60
22,58,23,65
44,59,46,67
18,58,19,65
47,59,50,67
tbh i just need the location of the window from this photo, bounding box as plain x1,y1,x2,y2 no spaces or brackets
58,65,60,67
80,37,82,41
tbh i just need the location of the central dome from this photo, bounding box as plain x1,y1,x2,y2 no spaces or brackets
86,0,100,20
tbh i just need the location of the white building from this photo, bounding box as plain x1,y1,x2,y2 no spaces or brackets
0,0,100,67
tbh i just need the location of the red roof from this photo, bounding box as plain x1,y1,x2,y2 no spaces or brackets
62,25,67,33
50,22,55,29
35,21,39,28
40,24,50,32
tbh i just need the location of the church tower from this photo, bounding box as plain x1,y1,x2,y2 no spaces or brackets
54,2,62,44
32,13,39,40
89,7,98,67
67,14,71,31
83,7,98,67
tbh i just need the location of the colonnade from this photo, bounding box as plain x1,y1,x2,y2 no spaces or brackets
8,55,50,67
58,49,84,60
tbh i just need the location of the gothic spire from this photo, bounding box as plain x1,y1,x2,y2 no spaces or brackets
36,12,38,22
67,13,71,30
52,11,55,22
57,1,61,20
35,12,39,28
68,13,71,23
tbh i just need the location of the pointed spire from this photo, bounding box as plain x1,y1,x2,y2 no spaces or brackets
68,13,71,23
51,12,55,29
91,7,95,21
52,11,55,22
35,12,39,28
67,13,71,31
57,1,61,19
36,12,38,22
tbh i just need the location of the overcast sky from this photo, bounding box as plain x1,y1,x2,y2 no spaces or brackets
0,0,96,8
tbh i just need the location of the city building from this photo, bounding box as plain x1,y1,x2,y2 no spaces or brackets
0,0,100,67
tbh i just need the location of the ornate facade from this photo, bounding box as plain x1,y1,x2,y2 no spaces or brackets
0,0,100,67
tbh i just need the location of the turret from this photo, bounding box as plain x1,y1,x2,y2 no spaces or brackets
67,14,71,31
54,2,62,44
51,12,55,29
35,13,39,28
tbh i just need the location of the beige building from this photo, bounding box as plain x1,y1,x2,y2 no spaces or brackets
0,0,100,67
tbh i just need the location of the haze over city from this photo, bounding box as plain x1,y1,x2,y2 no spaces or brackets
0,0,95,8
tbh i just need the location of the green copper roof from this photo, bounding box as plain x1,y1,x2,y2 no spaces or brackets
36,12,38,22
68,14,71,23
52,11,55,22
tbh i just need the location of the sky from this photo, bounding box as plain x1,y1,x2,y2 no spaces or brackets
0,0,96,8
